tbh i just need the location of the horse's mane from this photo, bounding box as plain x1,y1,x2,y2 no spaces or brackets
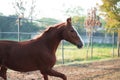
44,22,65,32
33,22,65,39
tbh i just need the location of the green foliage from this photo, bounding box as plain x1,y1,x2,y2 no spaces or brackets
100,0,120,29
0,15,17,32
72,16,85,33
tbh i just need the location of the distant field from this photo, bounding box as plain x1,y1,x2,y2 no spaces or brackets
56,43,118,64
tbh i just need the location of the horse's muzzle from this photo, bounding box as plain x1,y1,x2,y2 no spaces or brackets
77,43,83,48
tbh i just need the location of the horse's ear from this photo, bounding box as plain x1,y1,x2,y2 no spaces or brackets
67,17,71,24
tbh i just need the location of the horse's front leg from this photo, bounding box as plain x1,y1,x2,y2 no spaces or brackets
43,74,48,80
46,69,67,80
40,71,48,80
0,66,7,80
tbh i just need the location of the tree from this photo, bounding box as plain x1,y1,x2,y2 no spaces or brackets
99,0,120,56
64,6,83,16
12,0,38,20
28,0,37,22
12,0,26,17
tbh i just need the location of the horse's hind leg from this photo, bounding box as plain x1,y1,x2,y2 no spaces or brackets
43,69,67,80
0,66,7,80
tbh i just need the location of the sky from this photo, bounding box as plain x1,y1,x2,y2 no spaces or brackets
0,0,102,20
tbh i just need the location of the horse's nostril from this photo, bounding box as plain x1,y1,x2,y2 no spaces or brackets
77,44,83,48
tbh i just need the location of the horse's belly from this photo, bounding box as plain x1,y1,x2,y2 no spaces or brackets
8,65,38,72
6,63,39,72
5,58,39,72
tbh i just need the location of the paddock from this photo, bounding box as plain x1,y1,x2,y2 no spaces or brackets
0,58,119,80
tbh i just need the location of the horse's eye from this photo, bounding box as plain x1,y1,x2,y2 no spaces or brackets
70,30,74,32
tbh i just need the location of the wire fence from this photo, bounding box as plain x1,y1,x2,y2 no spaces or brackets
0,16,119,64
57,32,119,64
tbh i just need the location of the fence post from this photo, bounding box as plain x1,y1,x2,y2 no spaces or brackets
118,30,120,57
18,17,21,42
112,31,115,57
90,30,93,59
118,40,120,57
86,33,89,59
61,40,64,64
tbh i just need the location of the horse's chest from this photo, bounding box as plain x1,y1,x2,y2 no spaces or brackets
49,55,56,66
38,53,56,68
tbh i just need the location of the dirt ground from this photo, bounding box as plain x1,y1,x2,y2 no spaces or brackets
1,58,120,80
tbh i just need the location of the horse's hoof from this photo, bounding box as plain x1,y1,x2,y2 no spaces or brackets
0,77,4,80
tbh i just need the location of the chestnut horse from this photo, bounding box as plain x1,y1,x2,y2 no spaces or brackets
0,18,83,80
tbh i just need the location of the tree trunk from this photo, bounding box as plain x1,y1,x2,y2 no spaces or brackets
118,30,120,57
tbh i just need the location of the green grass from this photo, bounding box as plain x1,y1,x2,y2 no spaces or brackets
56,43,118,64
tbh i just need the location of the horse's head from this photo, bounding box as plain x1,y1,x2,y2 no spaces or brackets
62,17,84,48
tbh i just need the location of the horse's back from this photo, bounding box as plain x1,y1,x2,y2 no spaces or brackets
0,40,18,46
0,40,17,55
0,40,18,63
0,40,43,72
0,40,17,53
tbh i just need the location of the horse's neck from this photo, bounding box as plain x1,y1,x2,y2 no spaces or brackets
37,31,62,54
45,34,61,54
